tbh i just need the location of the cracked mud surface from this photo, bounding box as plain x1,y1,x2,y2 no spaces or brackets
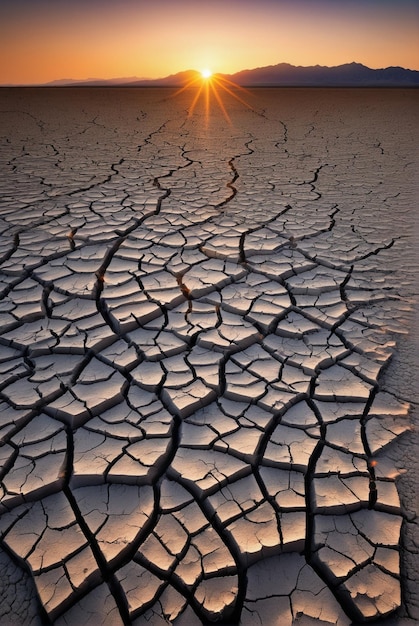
0,87,417,625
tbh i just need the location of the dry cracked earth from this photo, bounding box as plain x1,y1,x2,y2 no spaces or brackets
0,86,417,626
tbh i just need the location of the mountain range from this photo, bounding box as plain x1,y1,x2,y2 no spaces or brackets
43,62,419,88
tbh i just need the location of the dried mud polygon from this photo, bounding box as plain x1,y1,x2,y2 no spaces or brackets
0,87,417,625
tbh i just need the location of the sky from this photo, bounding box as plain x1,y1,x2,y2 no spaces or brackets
0,0,418,84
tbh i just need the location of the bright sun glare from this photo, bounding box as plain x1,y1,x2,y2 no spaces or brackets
172,69,255,126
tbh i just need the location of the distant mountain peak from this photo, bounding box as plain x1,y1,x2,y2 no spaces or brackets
37,62,419,88
224,61,419,87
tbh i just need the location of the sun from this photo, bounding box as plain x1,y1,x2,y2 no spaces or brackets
171,70,256,126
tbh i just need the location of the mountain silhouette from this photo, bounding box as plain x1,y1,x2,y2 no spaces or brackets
42,63,419,87
227,62,419,86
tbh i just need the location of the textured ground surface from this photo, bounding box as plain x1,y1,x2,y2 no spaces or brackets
0,87,417,625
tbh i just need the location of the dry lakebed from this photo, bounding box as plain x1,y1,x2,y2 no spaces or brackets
0,86,417,625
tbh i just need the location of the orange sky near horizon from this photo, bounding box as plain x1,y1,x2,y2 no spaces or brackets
0,0,418,85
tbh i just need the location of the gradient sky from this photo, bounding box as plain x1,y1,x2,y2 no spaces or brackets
1,0,418,84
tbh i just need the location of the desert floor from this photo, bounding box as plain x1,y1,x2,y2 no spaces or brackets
0,87,417,625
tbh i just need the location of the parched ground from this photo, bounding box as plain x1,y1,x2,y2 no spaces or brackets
0,86,417,625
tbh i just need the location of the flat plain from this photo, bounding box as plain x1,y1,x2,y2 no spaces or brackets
0,86,418,625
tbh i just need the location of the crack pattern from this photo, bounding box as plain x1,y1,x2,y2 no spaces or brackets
0,87,416,625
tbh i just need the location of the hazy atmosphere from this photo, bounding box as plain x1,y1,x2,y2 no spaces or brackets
1,0,418,84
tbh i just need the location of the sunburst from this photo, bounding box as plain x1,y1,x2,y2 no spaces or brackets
172,70,255,125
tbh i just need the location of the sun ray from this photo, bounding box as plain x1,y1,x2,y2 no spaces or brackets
215,74,253,97
170,68,258,124
212,76,256,112
210,80,231,124
188,82,205,117
171,74,202,99
204,80,210,126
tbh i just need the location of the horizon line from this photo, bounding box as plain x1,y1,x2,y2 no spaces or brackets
2,60,419,88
